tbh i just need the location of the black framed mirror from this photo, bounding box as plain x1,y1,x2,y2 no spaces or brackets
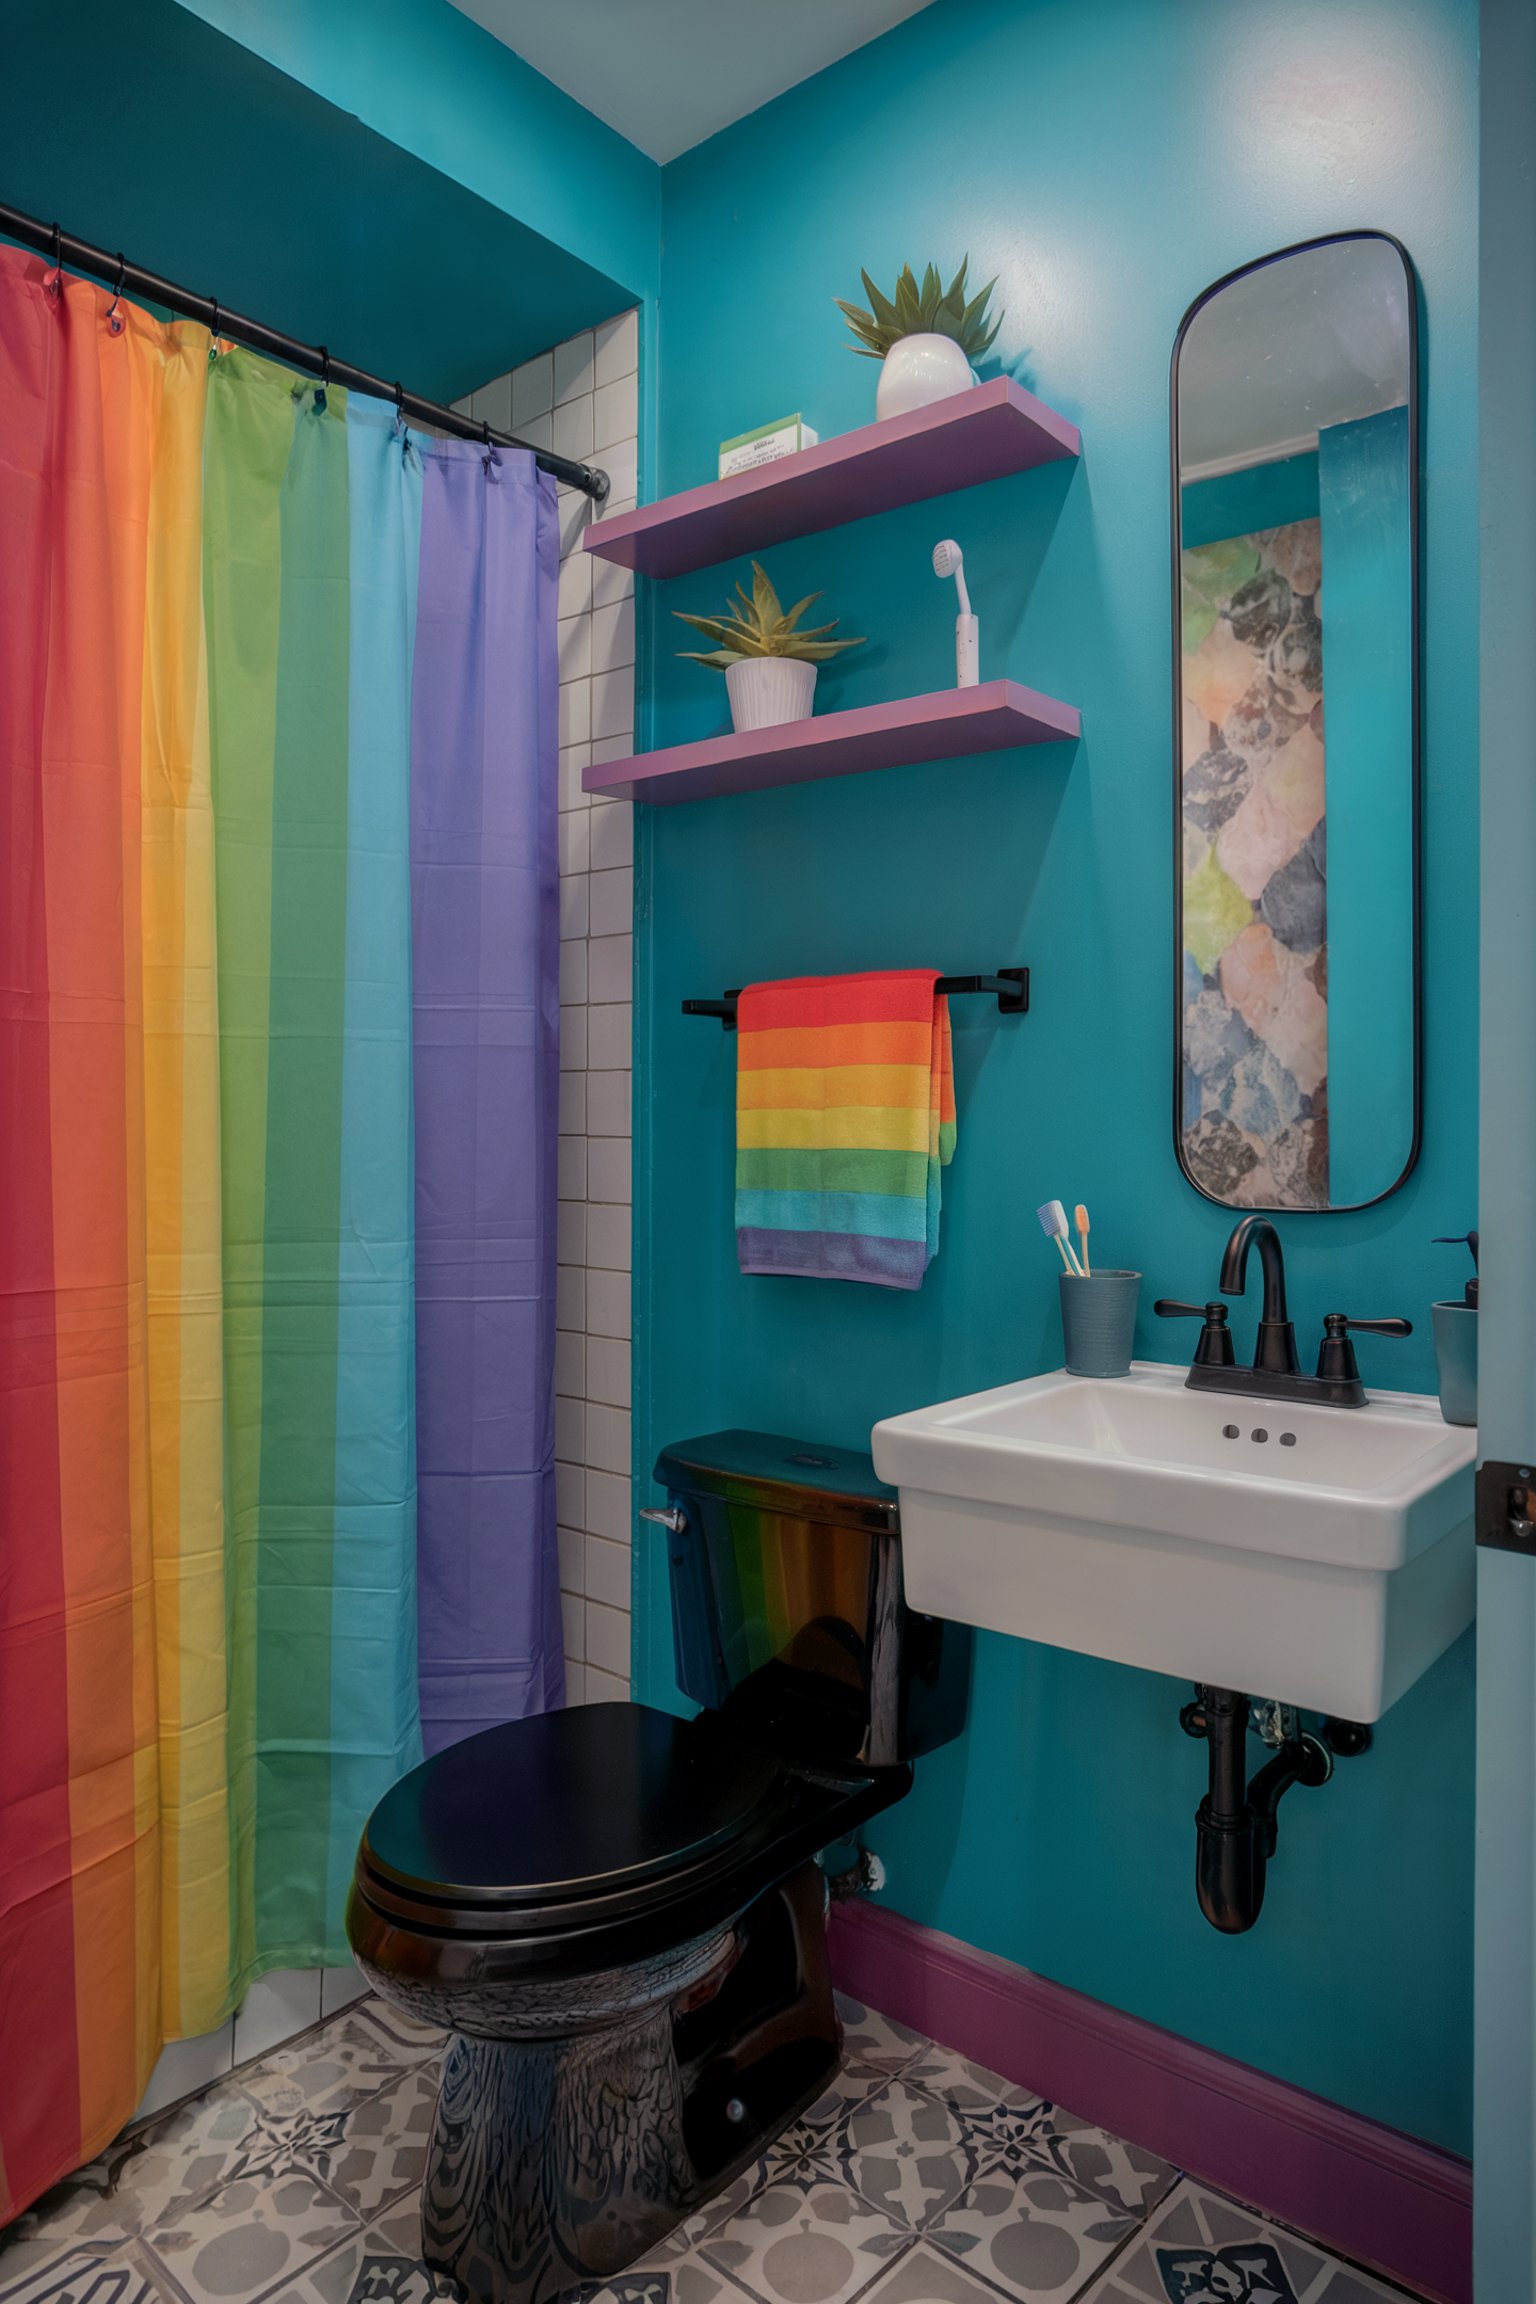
1171,232,1420,1212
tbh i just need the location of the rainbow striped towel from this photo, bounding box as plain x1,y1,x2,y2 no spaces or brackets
735,970,957,1289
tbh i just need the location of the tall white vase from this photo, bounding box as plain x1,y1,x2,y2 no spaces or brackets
876,334,975,421
725,657,818,733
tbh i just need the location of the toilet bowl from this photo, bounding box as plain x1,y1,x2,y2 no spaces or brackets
347,1430,970,2304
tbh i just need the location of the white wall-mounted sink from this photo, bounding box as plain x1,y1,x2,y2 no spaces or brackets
872,1363,1476,1721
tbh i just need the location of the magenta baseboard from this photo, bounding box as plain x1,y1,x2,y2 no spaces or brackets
827,1900,1470,2304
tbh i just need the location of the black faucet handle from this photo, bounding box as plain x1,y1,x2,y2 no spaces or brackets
1154,1299,1235,1369
1317,1313,1412,1388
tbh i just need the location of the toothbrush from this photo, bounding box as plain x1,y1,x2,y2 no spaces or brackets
1074,1204,1092,1277
932,539,980,688
1037,1199,1085,1277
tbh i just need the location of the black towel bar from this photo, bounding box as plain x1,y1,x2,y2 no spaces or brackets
682,970,1029,1030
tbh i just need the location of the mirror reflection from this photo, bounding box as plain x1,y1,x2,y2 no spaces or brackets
1173,233,1418,1211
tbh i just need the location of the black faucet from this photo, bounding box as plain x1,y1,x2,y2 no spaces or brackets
1220,1216,1300,1378
1155,1216,1412,1409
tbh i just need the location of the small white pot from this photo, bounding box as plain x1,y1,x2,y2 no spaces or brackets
726,656,818,733
876,333,976,421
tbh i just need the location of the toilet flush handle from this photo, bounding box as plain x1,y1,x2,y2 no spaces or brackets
639,1505,686,1535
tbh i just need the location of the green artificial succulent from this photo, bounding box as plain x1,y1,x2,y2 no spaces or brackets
674,561,866,671
836,257,1002,362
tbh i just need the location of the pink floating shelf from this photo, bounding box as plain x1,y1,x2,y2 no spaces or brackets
583,679,1080,807
583,379,1080,580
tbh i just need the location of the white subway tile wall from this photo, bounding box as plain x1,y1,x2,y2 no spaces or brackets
132,310,641,2114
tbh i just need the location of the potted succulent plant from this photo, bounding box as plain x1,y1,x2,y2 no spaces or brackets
837,258,1003,421
674,561,865,733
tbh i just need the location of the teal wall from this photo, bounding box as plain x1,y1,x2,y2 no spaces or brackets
171,0,659,305
3,0,654,401
1320,407,1416,1208
635,0,1478,2152
1179,451,1319,550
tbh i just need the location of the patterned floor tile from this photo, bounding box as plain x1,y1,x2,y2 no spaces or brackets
900,2043,1041,2119
239,2016,420,2122
348,2006,445,2067
250,2193,445,2304
288,2068,440,2221
893,2045,1177,2217
700,2177,910,2304
831,1997,927,2079
838,2081,980,2231
986,2107,1177,2218
0,2243,179,2304
144,2170,359,2304
858,2239,1022,2304
573,2269,744,2304
2,2089,264,2247
793,2059,892,2132
1075,2180,1418,2304
928,2161,1140,2303
617,2165,780,2272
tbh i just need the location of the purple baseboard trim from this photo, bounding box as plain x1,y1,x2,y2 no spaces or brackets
828,1900,1470,2304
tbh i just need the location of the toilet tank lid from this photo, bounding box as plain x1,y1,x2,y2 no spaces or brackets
653,1428,899,1535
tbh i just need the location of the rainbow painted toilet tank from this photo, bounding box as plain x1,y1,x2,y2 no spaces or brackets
653,1429,970,1771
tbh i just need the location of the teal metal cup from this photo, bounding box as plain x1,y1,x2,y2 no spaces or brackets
1430,1300,1478,1426
1060,1270,1141,1377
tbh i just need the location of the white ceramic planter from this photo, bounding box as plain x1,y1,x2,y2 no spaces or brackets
726,656,817,733
876,333,975,421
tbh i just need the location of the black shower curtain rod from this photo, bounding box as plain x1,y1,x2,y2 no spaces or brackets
0,200,612,503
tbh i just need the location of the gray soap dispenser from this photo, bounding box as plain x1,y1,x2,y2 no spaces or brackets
1431,1232,1478,1427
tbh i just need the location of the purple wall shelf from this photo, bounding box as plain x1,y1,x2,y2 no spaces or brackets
582,379,1081,580
583,679,1080,806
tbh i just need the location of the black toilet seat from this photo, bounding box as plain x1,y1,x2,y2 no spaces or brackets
351,1701,907,1974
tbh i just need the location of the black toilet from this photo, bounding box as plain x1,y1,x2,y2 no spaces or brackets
347,1430,970,2304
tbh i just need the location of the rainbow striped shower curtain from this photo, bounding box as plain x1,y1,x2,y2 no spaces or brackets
0,245,561,2220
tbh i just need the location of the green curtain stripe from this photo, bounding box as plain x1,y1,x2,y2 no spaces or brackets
252,385,352,1957
734,1145,932,1198
203,350,295,1990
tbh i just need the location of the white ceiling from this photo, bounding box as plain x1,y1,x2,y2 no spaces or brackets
1179,238,1412,478
448,0,939,162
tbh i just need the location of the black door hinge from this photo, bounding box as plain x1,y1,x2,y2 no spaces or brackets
1476,1459,1536,1554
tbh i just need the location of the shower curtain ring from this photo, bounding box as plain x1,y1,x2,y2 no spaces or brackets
107,252,126,333
46,221,62,292
208,295,220,352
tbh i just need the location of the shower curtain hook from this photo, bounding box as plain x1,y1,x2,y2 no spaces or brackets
45,221,62,294
314,344,330,413
107,253,126,334
208,295,220,356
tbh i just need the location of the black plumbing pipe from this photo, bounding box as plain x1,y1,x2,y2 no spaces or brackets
0,199,611,503
1192,1686,1263,1933
1188,1685,1333,1933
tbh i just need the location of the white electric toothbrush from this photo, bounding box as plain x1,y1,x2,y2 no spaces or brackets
932,539,980,688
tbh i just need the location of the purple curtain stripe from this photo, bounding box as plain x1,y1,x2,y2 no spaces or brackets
410,442,564,1751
